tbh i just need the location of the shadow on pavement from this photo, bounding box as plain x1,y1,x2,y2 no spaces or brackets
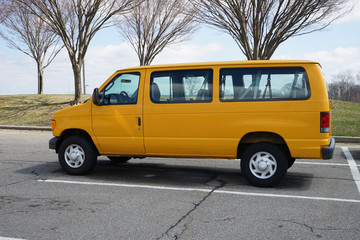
15,157,313,190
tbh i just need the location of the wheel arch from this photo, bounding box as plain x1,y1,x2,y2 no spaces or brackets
57,129,99,155
237,132,291,159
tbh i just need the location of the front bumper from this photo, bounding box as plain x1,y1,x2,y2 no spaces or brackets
322,137,335,160
49,137,61,152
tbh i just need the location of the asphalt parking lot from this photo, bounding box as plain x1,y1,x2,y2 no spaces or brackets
0,129,359,240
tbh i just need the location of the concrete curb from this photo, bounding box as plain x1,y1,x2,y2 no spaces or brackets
334,136,360,143
0,125,52,131
0,125,359,143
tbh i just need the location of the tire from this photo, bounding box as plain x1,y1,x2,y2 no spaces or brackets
241,142,288,187
58,135,97,175
287,158,296,169
108,156,132,164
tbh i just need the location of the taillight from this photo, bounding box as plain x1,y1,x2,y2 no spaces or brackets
320,112,330,133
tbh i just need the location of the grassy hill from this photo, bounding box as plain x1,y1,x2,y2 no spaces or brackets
0,95,90,127
0,95,359,137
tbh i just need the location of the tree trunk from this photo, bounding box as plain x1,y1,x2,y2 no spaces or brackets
37,62,44,94
72,63,82,104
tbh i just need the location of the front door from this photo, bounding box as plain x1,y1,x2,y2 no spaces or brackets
92,71,145,156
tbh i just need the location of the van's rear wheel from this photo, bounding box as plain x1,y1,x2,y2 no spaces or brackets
58,136,97,175
241,142,288,187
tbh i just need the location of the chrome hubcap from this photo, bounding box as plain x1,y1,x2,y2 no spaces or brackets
249,152,277,179
64,144,85,168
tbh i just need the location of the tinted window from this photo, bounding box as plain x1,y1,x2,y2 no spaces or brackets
150,69,213,103
220,67,310,101
102,72,140,105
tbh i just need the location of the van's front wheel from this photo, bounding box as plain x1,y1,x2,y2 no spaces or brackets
241,142,287,187
58,136,97,175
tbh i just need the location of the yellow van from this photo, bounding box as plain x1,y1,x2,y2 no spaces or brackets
49,60,335,187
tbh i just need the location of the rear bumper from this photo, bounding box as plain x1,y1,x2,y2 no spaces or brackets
322,137,335,160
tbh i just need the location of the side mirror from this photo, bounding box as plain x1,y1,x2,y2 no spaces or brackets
92,88,102,106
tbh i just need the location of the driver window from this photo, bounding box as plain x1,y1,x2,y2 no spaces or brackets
102,72,140,105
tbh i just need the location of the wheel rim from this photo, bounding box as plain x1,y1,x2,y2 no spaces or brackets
64,144,85,168
249,151,277,179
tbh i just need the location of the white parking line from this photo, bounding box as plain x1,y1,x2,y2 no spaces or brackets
0,237,26,240
38,179,210,192
342,147,360,194
38,179,360,203
295,161,360,167
214,190,360,203
235,159,360,167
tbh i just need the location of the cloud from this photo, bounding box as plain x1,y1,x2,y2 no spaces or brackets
303,47,360,65
86,43,138,69
334,0,360,23
273,47,360,81
0,52,36,94
152,43,224,64
303,47,360,79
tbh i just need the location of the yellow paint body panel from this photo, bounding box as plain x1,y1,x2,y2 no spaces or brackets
51,60,332,160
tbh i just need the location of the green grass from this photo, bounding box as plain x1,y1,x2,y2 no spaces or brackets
0,95,359,137
331,100,360,137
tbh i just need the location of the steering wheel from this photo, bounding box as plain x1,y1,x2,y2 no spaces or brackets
119,91,129,103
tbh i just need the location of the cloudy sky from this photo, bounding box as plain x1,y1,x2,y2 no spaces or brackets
0,1,359,95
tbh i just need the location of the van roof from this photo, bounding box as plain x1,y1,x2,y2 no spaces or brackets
118,60,320,71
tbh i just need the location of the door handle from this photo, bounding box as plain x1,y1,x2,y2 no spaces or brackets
138,117,141,126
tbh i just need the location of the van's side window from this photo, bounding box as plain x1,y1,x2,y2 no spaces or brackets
102,72,140,105
220,67,310,101
150,69,213,103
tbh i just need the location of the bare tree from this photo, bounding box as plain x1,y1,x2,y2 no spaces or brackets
0,0,13,23
19,0,141,103
0,3,6,23
191,0,351,60
118,0,197,66
0,1,7,23
328,71,360,102
0,0,62,94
